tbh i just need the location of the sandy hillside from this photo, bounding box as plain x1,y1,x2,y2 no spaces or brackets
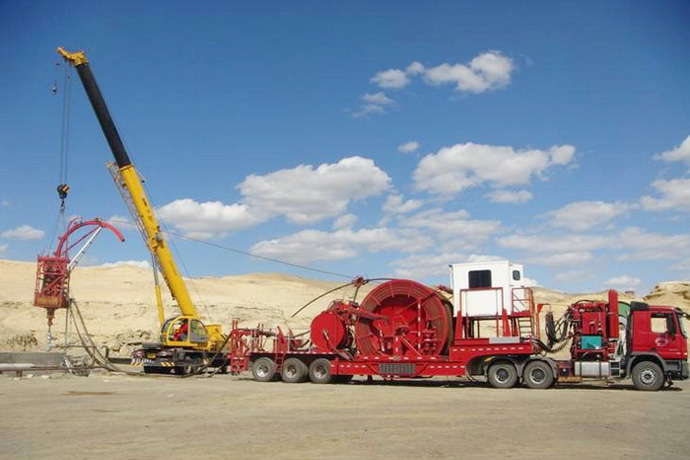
1,259,688,356
0,259,369,355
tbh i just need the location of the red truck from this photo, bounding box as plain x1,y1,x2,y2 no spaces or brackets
229,261,688,391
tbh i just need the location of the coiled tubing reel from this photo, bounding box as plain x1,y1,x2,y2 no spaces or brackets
309,279,453,357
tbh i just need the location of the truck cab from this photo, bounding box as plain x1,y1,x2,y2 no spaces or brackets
625,302,689,386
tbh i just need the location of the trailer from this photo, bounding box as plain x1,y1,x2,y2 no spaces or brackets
229,261,689,391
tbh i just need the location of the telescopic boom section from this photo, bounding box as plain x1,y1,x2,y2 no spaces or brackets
57,47,198,318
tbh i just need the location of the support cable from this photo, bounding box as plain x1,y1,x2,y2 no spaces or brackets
106,217,357,280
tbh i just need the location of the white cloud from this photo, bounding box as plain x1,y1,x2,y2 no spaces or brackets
498,233,612,254
423,51,514,93
485,189,533,204
0,243,7,255
529,252,593,266
604,275,641,290
157,199,262,238
414,143,575,196
370,68,409,89
467,254,505,263
545,200,632,231
499,227,690,266
405,61,425,75
352,104,386,117
250,227,430,265
100,260,152,270
239,156,391,225
391,253,505,280
370,52,514,94
553,269,596,284
333,214,358,230
1,200,10,207
360,52,514,117
616,227,690,261
362,92,394,106
398,141,421,153
1,225,45,240
654,135,690,165
400,208,500,250
640,178,690,212
382,194,424,215
391,252,466,279
353,92,395,117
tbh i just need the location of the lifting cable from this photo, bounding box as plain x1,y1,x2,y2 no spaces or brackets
44,62,73,256
57,60,72,212
106,217,358,280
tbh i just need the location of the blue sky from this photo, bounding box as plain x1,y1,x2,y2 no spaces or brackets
1,1,688,294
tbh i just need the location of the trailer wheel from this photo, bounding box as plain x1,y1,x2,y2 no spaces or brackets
487,361,518,389
523,361,554,389
252,357,277,382
282,358,308,383
309,358,332,384
632,361,665,391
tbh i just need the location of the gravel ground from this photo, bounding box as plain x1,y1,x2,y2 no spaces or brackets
1,371,688,460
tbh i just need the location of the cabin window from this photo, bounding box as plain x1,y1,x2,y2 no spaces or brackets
512,270,521,281
650,314,673,335
189,320,208,343
468,270,492,288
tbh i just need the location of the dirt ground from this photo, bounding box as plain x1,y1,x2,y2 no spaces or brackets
1,371,688,460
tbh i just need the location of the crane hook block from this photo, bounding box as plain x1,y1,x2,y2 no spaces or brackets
57,183,69,200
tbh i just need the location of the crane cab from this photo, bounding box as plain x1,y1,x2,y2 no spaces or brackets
161,316,209,347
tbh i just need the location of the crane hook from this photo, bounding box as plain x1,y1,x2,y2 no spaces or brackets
57,183,69,211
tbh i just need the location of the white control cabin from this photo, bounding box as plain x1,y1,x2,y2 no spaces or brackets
449,261,529,318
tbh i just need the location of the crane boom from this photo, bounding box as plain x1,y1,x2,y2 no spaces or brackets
57,47,198,318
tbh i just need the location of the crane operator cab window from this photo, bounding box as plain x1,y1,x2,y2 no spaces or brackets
169,318,189,342
167,318,208,343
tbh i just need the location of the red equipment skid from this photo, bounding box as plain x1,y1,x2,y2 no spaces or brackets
229,261,688,391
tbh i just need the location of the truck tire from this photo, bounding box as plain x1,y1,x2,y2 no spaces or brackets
632,361,665,391
309,358,332,384
281,358,308,383
523,361,554,389
252,357,277,382
487,361,518,389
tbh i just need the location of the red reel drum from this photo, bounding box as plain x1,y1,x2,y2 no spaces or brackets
310,310,350,351
354,279,452,357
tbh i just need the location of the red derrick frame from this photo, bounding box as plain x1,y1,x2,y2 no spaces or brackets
34,218,124,325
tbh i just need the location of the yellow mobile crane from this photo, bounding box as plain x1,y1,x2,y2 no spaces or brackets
58,48,227,374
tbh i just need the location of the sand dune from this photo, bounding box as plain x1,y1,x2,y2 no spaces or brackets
1,259,687,356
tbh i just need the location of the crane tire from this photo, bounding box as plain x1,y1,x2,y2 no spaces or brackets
281,358,308,383
252,357,277,382
632,361,665,391
487,361,518,389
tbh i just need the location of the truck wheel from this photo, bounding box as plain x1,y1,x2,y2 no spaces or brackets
252,357,276,382
632,361,665,391
487,362,518,389
523,361,554,389
281,358,308,383
309,358,332,384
